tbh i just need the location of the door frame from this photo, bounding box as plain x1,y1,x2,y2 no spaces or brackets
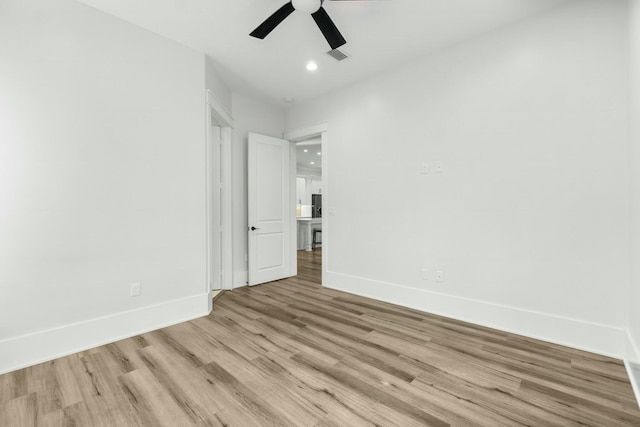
206,90,233,291
284,122,328,284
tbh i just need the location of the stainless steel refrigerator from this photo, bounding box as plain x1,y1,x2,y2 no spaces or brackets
312,194,322,218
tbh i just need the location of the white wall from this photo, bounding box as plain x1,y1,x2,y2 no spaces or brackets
628,0,640,397
0,0,211,373
205,56,232,115
287,0,629,356
231,93,285,286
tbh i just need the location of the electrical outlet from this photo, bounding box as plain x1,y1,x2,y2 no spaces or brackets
421,268,429,280
436,271,444,282
435,161,444,173
130,282,141,297
420,162,429,174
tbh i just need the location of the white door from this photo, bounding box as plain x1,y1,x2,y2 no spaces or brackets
248,133,292,286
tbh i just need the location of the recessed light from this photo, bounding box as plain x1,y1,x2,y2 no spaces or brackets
306,61,318,71
310,162,315,165
304,149,308,152
317,152,321,155
283,97,294,103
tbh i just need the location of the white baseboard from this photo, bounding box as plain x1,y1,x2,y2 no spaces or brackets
0,292,212,375
325,271,626,359
625,330,640,363
625,332,640,409
234,270,248,288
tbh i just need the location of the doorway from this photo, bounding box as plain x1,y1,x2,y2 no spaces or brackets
285,123,328,285
294,138,322,252
206,90,233,292
245,125,328,287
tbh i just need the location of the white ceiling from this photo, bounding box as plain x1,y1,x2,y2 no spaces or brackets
296,140,322,173
76,0,572,105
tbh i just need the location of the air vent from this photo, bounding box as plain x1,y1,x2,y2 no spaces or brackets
327,48,349,61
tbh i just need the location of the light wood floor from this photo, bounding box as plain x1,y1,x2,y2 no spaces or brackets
2,249,640,426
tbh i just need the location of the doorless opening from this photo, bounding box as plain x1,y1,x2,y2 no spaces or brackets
294,138,322,253
284,123,328,285
206,90,233,292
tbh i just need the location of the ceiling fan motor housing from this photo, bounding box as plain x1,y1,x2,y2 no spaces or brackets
292,0,322,14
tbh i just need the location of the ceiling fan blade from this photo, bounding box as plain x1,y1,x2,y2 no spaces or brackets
250,2,295,39
311,7,346,50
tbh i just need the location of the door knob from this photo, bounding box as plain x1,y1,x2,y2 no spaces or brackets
250,226,260,231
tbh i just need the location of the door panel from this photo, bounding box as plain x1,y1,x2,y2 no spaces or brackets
248,133,291,286
257,143,284,222
257,234,284,269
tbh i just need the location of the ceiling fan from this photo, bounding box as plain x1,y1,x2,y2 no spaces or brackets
250,0,371,50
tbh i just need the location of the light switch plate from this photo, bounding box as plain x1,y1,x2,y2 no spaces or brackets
130,282,141,297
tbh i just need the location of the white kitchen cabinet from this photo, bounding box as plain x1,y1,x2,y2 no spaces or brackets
310,178,322,195
296,176,307,205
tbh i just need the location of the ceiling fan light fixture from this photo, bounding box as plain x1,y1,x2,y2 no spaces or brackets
292,0,322,14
